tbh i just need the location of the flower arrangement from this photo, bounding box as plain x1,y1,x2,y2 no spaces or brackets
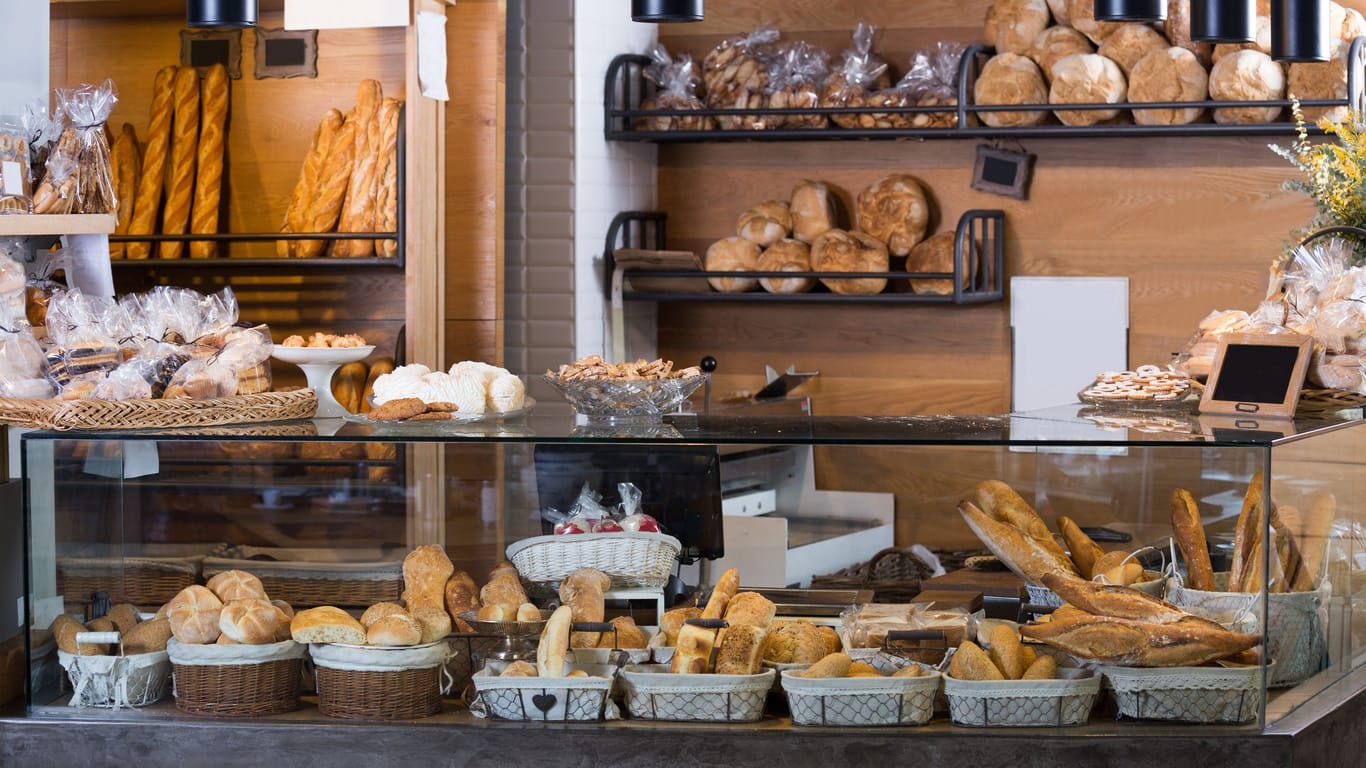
1270,100,1366,263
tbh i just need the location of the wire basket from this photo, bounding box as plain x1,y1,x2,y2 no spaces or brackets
618,664,774,723
1100,663,1267,724
506,532,682,588
943,669,1099,727
167,639,305,717
782,667,941,727
311,641,448,720
810,547,937,603
471,661,618,722
58,632,171,709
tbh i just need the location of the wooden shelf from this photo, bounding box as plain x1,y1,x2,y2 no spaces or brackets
0,213,116,237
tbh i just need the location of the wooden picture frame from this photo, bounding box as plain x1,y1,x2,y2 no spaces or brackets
179,29,243,79
970,144,1033,200
253,28,319,80
1198,333,1313,419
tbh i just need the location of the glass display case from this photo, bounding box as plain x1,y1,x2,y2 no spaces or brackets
7,403,1366,760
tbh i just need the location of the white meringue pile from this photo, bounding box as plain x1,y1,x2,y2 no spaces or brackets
371,361,526,415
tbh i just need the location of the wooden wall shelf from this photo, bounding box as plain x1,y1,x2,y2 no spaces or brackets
0,213,116,237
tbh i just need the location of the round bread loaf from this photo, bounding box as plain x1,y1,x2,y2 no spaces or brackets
811,229,889,295
974,53,1050,127
607,616,649,649
206,569,267,603
410,605,453,644
1046,0,1071,26
856,174,931,257
757,238,815,294
167,585,223,644
367,612,424,646
1210,49,1285,123
1331,3,1366,44
736,200,793,246
1289,40,1350,123
1030,26,1095,84
1129,47,1209,125
1098,23,1169,76
990,0,1052,56
789,180,839,243
1049,53,1127,125
1067,0,1123,44
360,602,408,627
219,598,281,644
705,236,762,293
477,603,517,622
764,619,827,664
515,602,540,622
1212,15,1271,62
1164,0,1214,66
723,591,777,628
905,231,962,295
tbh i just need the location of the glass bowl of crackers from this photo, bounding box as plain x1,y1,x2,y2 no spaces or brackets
1077,365,1199,411
543,355,707,422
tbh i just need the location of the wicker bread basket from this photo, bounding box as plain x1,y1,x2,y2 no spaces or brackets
310,641,448,720
506,532,682,588
57,555,203,608
202,554,402,608
167,639,305,717
0,388,317,431
58,631,171,709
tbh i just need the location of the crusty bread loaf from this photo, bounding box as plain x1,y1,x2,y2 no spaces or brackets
444,570,480,632
401,544,454,614
167,584,223,644
282,109,344,257
207,569,268,602
991,0,1052,56
736,200,792,247
789,180,839,243
374,98,402,258
363,612,421,646
123,617,173,655
757,238,815,294
334,80,383,257
560,567,610,649
974,53,1050,127
1129,47,1208,125
597,616,648,649
536,605,572,677
713,623,767,675
159,66,201,259
219,598,281,644
658,607,702,647
1289,40,1351,123
1067,0,1123,44
723,592,776,628
190,63,229,258
702,567,740,620
811,228,889,295
480,572,527,609
856,174,931,257
905,231,959,295
1049,53,1127,126
1171,488,1216,590
291,606,366,645
109,123,141,259
360,602,408,627
126,66,178,260
1210,49,1285,124
300,116,357,257
1098,23,1169,76
1030,26,1095,84
704,236,762,293
763,620,827,664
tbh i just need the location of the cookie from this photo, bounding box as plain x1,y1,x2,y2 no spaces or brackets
371,396,427,421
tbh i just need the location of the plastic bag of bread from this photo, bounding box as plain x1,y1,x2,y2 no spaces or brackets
0,121,33,214
705,236,762,293
765,41,830,129
757,238,815,294
985,0,1052,56
1164,0,1214,66
856,174,931,257
53,80,119,214
973,53,1050,127
872,42,968,129
32,152,77,215
703,24,781,130
1209,49,1285,124
1128,47,1208,126
0,326,55,399
811,229,889,295
43,289,129,397
1049,53,1127,126
1097,23,1169,77
0,251,24,325
820,22,893,129
20,100,58,172
639,44,712,132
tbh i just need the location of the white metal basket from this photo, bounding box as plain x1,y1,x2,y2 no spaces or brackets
471,661,618,722
782,668,941,726
506,532,682,588
618,664,774,722
943,668,1099,727
1100,663,1267,724
57,631,171,709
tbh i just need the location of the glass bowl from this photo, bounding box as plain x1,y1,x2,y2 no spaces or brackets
542,373,707,422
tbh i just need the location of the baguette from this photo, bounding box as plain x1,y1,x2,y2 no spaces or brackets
1299,492,1336,590
1041,571,1186,624
1057,515,1106,578
974,480,1071,563
701,567,740,620
536,605,572,678
1020,612,1259,667
159,66,201,259
334,80,383,257
958,499,1078,585
374,98,401,257
282,108,344,258
109,123,141,259
1231,473,1267,592
299,116,356,257
126,66,177,260
1274,504,1314,592
189,63,229,258
1170,488,1215,591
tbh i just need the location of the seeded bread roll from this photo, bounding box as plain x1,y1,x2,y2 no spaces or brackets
705,236,762,293
736,200,793,247
361,602,408,627
190,62,229,258
974,53,1050,127
1164,0,1215,66
811,229,889,295
856,174,931,257
1030,26,1095,84
367,612,423,646
159,66,201,259
757,238,815,294
1049,53,1127,126
1098,23,1169,76
126,66,177,260
990,0,1052,56
1210,49,1285,124
1288,40,1350,123
789,180,839,243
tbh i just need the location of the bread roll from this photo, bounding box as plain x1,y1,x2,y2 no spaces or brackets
988,624,1027,680
500,660,538,677
1164,0,1215,66
1210,49,1285,123
126,66,177,260
444,570,481,632
991,0,1052,56
598,616,648,649
219,598,281,644
159,66,201,259
367,612,423,646
1067,0,1123,44
1022,654,1058,679
189,63,229,258
948,639,1005,680
1098,23,1170,76
856,174,931,257
51,615,87,655
216,635,240,645
291,606,366,645
811,229,889,295
537,605,573,678
659,607,702,646
360,602,408,627
374,97,402,258
109,123,141,259
1049,53,1127,125
478,603,517,622
736,200,792,247
1030,26,1095,84
789,180,839,243
123,617,173,655
974,53,1050,127
516,602,541,623
560,567,610,649
757,238,815,294
714,623,767,675
401,544,455,614
106,603,141,635
206,569,267,602
1046,0,1071,25
1129,47,1209,125
704,236,762,293
801,651,853,679
905,231,961,295
167,585,223,644
1289,40,1351,123
480,573,528,610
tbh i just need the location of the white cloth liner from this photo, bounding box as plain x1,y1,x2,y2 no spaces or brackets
58,647,170,709
310,642,455,695
166,638,305,666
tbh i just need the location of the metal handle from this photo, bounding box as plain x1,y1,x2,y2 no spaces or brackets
75,631,121,647
683,618,728,630
571,622,615,633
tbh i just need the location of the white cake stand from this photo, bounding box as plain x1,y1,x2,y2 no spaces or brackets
270,345,375,418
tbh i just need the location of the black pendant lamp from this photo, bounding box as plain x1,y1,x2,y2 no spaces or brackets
1271,0,1330,62
632,0,703,23
1093,0,1167,22
187,0,256,28
1190,0,1256,42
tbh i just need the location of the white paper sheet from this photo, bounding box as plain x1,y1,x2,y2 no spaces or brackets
417,10,450,101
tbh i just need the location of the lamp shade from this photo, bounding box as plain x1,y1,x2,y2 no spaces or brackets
1190,0,1256,42
1093,0,1167,21
631,0,703,23
188,0,257,28
1271,0,1330,62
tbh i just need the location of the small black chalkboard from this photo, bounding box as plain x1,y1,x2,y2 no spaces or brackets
971,144,1033,200
1199,334,1312,419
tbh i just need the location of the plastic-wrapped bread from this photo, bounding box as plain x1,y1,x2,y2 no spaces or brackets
1098,23,1169,77
126,66,177,260
1067,0,1123,44
705,236,762,293
1030,26,1095,84
789,180,839,243
159,66,200,259
1164,0,1214,66
811,229,889,295
1210,49,1285,124
1212,15,1271,62
1289,40,1350,123
905,231,962,295
375,98,402,257
736,200,792,246
1129,47,1208,125
988,0,1052,56
189,63,229,259
820,22,893,129
299,117,356,257
974,53,1049,127
855,174,931,257
704,25,780,130
1049,53,1127,126
281,109,344,257
109,123,140,259
335,80,384,257
757,238,815,294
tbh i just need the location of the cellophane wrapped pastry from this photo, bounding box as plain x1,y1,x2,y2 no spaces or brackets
703,23,781,130
764,41,830,129
639,44,712,132
820,22,892,129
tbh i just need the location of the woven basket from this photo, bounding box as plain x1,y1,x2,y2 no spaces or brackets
202,556,402,608
1101,664,1267,724
57,556,202,607
1297,388,1366,414
167,639,304,717
506,532,682,589
0,388,317,431
943,669,1099,727
782,668,941,727
58,645,172,709
810,547,937,603
310,642,447,720
618,665,774,723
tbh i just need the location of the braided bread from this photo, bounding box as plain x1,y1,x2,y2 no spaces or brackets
333,80,382,257
159,66,201,259
279,108,343,257
126,66,177,260
374,98,401,258
190,63,229,258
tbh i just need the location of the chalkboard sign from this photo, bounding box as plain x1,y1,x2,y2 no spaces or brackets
971,145,1033,200
1198,334,1313,419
